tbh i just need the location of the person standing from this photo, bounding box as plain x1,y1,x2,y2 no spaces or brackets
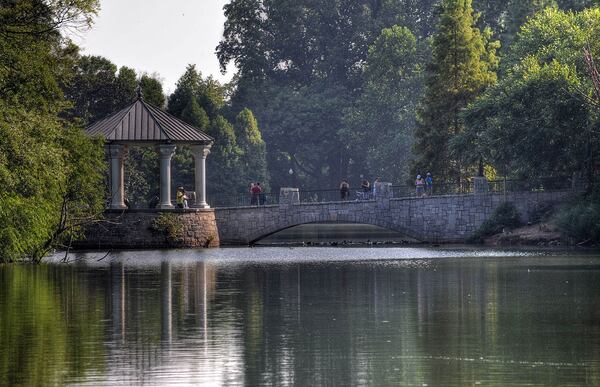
340,179,350,201
257,182,266,205
373,177,382,199
361,179,371,200
415,175,425,197
249,183,256,205
425,172,433,196
251,182,262,205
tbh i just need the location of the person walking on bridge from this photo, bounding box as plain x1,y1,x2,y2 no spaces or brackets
250,182,262,205
340,179,350,201
425,172,433,196
361,179,371,199
415,175,425,197
373,177,382,199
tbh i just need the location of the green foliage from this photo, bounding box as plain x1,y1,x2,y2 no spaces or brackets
139,74,166,107
167,65,225,120
65,56,135,122
235,108,268,189
63,54,167,208
0,0,105,262
206,115,242,195
470,202,522,242
0,265,106,385
458,8,600,182
218,0,431,188
503,0,559,46
457,59,590,178
181,97,210,130
151,213,184,245
413,0,500,184
554,198,600,244
167,66,269,198
343,25,425,183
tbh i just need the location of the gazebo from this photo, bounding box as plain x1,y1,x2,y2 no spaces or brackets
86,93,214,210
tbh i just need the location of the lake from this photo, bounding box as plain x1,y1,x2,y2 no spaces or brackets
1,247,599,386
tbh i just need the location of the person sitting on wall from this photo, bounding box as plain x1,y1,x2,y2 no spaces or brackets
176,186,189,209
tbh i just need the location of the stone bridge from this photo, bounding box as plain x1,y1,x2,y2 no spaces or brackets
214,189,575,244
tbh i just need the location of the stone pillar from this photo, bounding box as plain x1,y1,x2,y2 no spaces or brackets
376,182,393,209
279,188,300,207
159,144,177,209
191,144,211,208
473,176,489,194
107,144,127,209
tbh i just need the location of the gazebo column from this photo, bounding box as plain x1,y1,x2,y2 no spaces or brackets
158,144,177,209
107,144,127,209
191,144,211,208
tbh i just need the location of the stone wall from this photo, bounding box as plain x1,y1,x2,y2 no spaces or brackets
78,209,219,249
215,190,574,244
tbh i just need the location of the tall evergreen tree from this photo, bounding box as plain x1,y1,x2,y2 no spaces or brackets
412,0,499,184
139,74,166,107
206,116,241,199
168,66,267,201
234,108,268,189
181,97,210,130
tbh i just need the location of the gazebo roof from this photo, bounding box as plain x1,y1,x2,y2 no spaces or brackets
85,97,213,144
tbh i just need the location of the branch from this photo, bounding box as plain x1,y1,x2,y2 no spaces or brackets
290,153,320,178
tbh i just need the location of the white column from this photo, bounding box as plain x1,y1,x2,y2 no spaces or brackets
107,144,127,209
158,144,177,209
191,144,211,208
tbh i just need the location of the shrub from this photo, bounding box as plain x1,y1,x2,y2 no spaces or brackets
528,201,555,224
151,214,184,246
554,200,600,244
469,202,522,243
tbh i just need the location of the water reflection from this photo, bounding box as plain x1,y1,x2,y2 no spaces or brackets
1,248,600,385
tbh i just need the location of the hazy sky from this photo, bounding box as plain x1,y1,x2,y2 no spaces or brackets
75,0,233,94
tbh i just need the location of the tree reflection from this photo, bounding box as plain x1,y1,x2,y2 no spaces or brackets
0,264,106,385
3,253,599,385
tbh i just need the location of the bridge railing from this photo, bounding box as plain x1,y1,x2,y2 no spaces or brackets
209,192,280,208
211,176,575,208
391,181,473,198
487,176,573,193
299,189,372,203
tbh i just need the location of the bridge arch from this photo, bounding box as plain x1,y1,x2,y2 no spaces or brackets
245,209,424,244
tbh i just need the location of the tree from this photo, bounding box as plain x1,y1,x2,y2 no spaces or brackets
167,64,225,120
217,0,410,188
168,67,251,201
503,0,558,47
457,7,600,184
234,108,268,189
0,0,104,262
206,116,241,198
412,0,499,184
343,25,425,183
139,73,165,107
457,59,590,179
181,97,209,130
64,56,150,123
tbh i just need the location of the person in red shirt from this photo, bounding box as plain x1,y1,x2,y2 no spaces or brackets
251,182,262,205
